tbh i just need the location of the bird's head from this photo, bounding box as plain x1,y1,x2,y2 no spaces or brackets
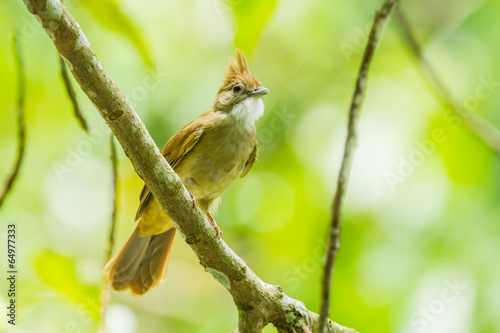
214,50,269,122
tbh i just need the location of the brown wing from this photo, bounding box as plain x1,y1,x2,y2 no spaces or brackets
134,118,205,221
240,143,258,178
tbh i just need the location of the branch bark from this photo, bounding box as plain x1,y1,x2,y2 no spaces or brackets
0,32,27,208
317,1,399,332
23,0,358,331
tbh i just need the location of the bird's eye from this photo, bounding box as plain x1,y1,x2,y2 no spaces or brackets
233,84,242,93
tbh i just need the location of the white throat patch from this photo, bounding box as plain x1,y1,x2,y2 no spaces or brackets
231,97,264,128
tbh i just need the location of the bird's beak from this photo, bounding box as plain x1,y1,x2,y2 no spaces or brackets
248,87,270,97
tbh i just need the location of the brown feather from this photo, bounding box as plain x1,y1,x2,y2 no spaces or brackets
107,49,265,296
135,112,215,221
240,143,258,178
106,226,177,296
218,49,262,95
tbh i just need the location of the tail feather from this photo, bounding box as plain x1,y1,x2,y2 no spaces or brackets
105,226,177,296
129,228,177,295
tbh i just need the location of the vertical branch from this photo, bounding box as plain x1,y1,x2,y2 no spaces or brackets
106,134,119,262
60,55,88,133
395,9,500,154
98,134,119,332
0,32,27,208
317,1,398,332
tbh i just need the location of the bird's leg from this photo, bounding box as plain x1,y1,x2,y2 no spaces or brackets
188,191,222,238
206,212,222,238
188,190,198,208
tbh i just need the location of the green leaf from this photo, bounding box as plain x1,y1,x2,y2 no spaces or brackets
232,0,278,54
35,251,100,321
80,0,154,67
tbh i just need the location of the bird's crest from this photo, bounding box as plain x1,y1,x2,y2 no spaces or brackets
219,49,261,93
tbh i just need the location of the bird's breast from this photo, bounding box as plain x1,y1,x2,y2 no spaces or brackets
176,121,256,204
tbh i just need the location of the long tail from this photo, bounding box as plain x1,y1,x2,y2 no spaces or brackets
105,226,177,296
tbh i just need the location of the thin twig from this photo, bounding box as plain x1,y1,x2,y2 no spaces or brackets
59,55,88,133
98,134,119,332
317,1,399,332
106,134,119,264
0,32,27,208
395,8,500,154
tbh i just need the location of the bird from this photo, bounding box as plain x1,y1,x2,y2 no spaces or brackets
105,49,269,296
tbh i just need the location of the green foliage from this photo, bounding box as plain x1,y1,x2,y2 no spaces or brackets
80,0,154,67
35,252,100,321
0,0,499,332
432,113,492,184
231,0,277,53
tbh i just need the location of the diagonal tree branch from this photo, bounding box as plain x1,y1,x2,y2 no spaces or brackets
23,0,358,331
0,31,27,208
395,8,500,154
317,1,399,332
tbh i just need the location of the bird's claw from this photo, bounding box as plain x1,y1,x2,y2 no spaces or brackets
188,190,198,208
207,212,223,238
188,192,221,237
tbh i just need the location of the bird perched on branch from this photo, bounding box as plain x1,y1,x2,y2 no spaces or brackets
105,49,269,296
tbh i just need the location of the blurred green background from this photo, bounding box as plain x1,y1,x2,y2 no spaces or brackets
1,0,500,332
